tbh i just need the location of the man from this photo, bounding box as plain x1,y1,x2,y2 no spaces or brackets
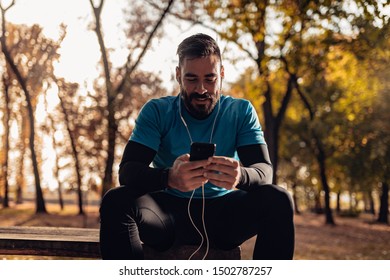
99,33,295,260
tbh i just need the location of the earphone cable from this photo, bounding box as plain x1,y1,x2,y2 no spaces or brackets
179,94,220,260
209,97,221,143
187,188,204,260
200,183,209,259
179,102,193,144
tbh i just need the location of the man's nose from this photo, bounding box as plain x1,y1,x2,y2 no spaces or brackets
195,81,207,94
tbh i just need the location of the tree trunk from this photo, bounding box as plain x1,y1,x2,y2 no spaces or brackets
320,167,334,224
101,103,117,196
2,57,46,213
293,67,335,224
377,181,389,224
253,6,278,183
315,135,335,225
261,72,294,185
26,87,46,213
16,113,28,204
262,81,276,181
27,87,45,212
348,191,354,212
369,191,375,215
89,0,175,197
57,170,65,211
90,0,119,197
314,192,322,214
1,8,46,213
292,183,300,215
336,190,341,213
52,141,65,211
46,98,64,211
1,73,10,208
57,89,83,215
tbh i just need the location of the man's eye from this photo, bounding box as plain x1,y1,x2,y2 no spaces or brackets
206,78,216,83
186,78,197,82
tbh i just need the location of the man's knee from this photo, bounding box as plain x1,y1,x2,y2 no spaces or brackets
100,186,136,218
252,184,294,216
101,186,122,207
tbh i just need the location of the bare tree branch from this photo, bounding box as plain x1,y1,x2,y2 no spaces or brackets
89,0,104,16
0,0,15,12
89,0,113,103
116,0,175,94
280,55,315,120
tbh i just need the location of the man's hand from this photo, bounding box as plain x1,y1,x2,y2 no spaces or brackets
168,154,210,192
203,156,241,190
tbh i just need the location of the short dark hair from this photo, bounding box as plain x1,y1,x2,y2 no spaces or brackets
177,33,222,66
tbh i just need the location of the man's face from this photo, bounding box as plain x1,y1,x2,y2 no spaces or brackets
176,55,224,119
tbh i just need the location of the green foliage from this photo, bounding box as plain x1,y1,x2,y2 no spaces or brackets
225,0,389,211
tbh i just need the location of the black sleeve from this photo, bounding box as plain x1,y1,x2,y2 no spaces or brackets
119,141,272,194
236,144,273,191
118,140,168,195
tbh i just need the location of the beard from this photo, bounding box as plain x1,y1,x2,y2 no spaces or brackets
180,88,219,120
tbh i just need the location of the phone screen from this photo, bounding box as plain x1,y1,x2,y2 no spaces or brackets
189,142,216,161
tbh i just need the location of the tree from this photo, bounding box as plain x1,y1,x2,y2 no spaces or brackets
367,53,390,223
1,1,66,212
43,90,64,210
0,1,46,212
0,71,10,207
41,77,87,214
169,0,387,187
56,79,85,215
200,0,387,224
332,18,390,222
89,0,174,196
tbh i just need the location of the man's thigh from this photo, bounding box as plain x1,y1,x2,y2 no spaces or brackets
205,190,261,249
153,192,218,246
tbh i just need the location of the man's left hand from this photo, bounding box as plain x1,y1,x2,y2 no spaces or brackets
203,156,241,190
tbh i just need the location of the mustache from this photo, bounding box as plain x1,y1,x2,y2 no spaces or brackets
189,92,212,100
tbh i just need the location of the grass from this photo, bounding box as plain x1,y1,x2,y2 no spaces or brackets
292,212,390,260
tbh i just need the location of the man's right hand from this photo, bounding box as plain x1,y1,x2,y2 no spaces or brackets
167,154,210,192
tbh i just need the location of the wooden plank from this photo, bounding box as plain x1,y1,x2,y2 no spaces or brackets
0,226,99,241
0,226,241,259
0,226,100,258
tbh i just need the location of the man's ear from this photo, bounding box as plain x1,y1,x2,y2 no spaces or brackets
176,66,181,83
220,65,225,89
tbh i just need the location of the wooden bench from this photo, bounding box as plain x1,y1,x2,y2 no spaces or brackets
0,226,241,259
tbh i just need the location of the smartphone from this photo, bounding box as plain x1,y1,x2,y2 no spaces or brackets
189,142,216,161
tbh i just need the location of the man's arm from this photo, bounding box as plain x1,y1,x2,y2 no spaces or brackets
119,140,210,195
236,144,273,191
203,144,273,191
119,141,168,194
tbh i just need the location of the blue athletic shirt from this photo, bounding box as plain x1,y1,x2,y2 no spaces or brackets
130,94,265,198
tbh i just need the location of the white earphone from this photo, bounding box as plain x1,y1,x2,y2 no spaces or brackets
178,94,221,260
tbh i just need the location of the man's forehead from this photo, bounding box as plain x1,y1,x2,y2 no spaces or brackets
180,55,222,72
181,55,221,65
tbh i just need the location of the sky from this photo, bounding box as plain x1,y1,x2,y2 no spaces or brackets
4,0,243,91
7,0,100,82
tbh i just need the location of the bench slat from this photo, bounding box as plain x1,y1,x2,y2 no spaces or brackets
0,226,100,258
0,226,241,259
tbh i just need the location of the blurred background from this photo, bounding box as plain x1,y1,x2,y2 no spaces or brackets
0,0,389,259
